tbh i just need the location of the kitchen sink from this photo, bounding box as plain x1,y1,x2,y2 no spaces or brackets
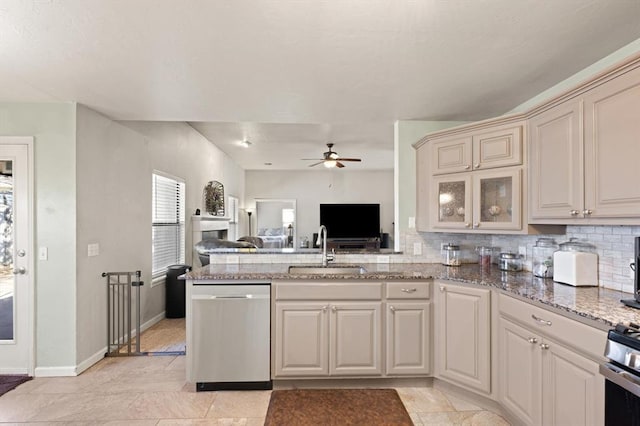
287,265,367,275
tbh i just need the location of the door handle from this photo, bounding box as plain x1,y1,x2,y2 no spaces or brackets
13,267,26,275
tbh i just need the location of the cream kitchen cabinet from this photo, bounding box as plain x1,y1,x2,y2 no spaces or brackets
385,281,431,376
434,281,491,394
529,63,640,223
430,167,522,232
499,294,605,426
272,281,383,378
274,301,382,377
431,124,523,175
274,302,329,377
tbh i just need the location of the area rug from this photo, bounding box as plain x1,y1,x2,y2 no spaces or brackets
0,375,32,397
264,388,413,426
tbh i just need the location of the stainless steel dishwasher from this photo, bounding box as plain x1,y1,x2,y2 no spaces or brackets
189,282,271,391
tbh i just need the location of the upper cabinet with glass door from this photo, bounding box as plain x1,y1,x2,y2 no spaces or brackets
431,168,521,232
419,119,534,234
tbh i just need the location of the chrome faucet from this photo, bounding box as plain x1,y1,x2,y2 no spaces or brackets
316,225,335,266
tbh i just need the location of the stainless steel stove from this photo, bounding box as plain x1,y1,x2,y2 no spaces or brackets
601,323,640,425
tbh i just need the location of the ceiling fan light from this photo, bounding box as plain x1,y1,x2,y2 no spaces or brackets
324,160,337,168
329,152,339,159
239,140,252,148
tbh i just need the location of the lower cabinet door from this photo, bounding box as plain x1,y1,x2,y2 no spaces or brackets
330,302,382,376
542,339,604,426
436,283,491,393
498,317,542,426
274,302,329,377
386,302,431,375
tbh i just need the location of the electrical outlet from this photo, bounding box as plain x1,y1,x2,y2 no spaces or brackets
518,246,527,257
226,255,239,264
413,242,422,256
408,216,416,228
377,255,390,264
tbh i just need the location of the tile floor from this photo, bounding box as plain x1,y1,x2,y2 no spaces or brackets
0,354,510,425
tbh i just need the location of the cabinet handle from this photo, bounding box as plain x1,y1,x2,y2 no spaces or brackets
331,305,337,312
464,223,471,228
473,222,480,228
531,314,552,326
401,288,417,293
540,343,550,350
474,163,480,168
439,285,446,292
528,337,538,344
583,209,593,216
465,165,471,170
389,305,396,312
322,305,329,312
570,210,580,216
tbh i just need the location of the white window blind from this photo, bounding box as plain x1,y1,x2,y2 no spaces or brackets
152,173,185,278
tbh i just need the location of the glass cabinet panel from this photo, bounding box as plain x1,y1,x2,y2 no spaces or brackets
432,175,471,229
474,168,521,230
479,176,513,223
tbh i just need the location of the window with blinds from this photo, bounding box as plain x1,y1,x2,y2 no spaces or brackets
152,172,185,278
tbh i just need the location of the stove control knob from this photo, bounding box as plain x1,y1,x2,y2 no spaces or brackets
528,337,538,344
540,343,550,350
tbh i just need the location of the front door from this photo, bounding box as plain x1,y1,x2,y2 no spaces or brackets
0,138,33,374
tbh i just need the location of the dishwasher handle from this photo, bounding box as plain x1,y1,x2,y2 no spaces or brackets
191,294,270,300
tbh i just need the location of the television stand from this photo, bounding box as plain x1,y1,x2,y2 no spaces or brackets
327,238,380,250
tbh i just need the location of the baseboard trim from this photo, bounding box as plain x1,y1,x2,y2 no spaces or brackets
34,366,77,377
37,311,168,378
75,346,109,376
0,367,29,375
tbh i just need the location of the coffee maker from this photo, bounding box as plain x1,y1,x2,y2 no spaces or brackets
622,236,640,309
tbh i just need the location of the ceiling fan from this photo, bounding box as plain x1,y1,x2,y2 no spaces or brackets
302,143,362,168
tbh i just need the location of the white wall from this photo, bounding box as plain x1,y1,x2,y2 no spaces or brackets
0,102,78,372
246,170,393,245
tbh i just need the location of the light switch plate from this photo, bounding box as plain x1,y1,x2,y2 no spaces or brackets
413,242,422,256
38,247,48,261
87,243,99,257
408,216,416,228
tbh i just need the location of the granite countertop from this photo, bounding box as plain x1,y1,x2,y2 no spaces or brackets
185,263,640,329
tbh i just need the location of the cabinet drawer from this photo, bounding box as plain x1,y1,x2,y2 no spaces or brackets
386,282,430,299
275,282,383,300
499,293,606,360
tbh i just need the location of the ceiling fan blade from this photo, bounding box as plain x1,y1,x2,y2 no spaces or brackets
336,162,345,168
335,158,361,162
307,161,324,167
301,158,324,161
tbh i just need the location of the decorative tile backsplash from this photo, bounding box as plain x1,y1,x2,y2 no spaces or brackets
403,225,640,294
209,225,638,294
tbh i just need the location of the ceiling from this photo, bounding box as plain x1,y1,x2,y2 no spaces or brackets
1,1,639,170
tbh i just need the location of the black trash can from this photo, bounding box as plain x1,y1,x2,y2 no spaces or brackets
165,264,190,318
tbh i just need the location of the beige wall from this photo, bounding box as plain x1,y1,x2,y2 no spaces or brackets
75,109,245,367
246,170,393,246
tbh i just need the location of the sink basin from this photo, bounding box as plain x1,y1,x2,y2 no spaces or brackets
287,265,367,275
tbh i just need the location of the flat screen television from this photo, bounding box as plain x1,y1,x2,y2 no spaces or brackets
320,204,380,239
